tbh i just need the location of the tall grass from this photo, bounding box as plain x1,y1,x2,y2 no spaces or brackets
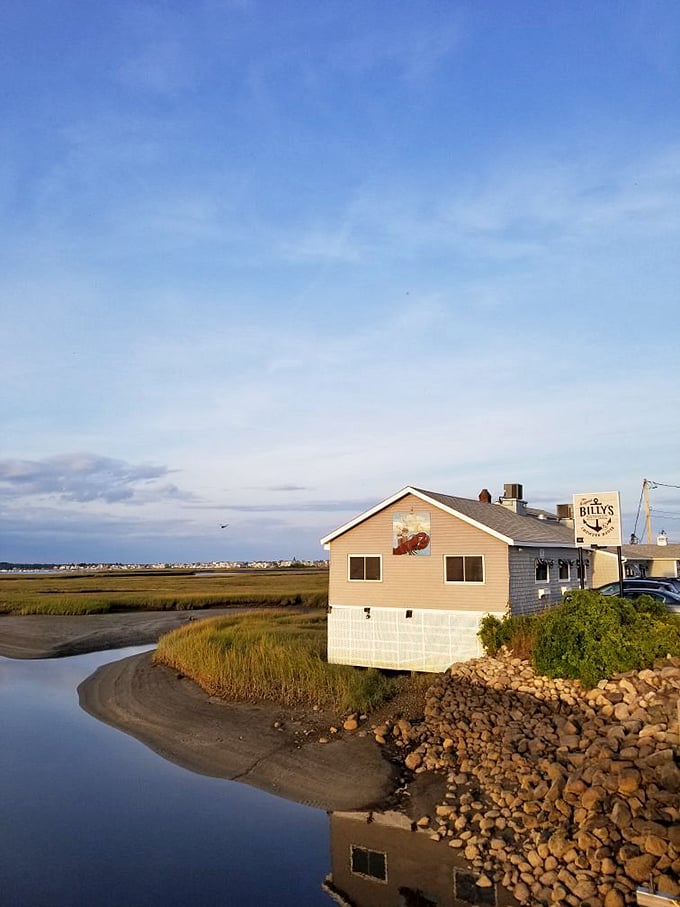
154,610,399,713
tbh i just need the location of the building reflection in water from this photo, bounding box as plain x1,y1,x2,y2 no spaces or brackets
323,810,519,907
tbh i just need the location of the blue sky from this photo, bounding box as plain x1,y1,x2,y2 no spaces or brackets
2,1,679,564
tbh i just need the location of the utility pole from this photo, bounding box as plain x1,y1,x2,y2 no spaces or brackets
643,478,653,543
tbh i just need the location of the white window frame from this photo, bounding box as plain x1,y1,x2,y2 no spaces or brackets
558,560,571,582
443,554,485,585
535,561,550,583
347,554,382,582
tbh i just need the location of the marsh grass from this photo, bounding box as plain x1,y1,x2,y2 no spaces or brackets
154,610,405,712
0,569,328,615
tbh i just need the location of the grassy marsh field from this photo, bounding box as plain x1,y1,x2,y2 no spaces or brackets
0,567,428,713
0,568,328,616
154,609,427,712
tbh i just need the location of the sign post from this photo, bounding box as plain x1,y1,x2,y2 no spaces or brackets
572,491,624,596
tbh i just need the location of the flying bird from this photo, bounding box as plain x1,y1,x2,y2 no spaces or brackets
220,523,230,529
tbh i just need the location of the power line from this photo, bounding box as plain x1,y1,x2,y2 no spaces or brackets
650,509,680,520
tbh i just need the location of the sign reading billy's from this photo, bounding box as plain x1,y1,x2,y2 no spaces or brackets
572,491,622,547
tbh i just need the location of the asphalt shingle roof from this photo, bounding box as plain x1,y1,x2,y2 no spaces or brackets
617,544,680,559
412,488,577,546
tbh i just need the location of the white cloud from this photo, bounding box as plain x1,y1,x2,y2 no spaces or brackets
0,454,193,505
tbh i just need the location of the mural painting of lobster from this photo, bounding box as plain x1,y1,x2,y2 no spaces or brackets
393,531,430,556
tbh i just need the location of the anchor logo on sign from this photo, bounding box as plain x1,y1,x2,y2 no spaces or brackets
581,497,613,536
583,516,611,534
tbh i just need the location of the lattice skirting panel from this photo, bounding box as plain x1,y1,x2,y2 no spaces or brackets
327,605,503,672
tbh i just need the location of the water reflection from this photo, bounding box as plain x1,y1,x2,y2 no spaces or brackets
323,811,519,907
0,648,329,907
1,649,519,907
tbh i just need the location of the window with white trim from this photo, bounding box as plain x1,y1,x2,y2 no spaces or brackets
535,560,549,582
558,560,571,581
350,845,387,881
444,555,484,584
348,555,382,581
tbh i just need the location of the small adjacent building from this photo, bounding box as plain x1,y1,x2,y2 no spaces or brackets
591,533,680,586
321,483,584,672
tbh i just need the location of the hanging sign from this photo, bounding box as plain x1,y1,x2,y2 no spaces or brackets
572,491,622,546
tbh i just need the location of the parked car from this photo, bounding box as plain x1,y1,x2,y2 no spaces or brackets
621,587,680,614
594,578,680,597
642,576,680,594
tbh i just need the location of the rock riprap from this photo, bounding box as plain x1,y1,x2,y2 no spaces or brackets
377,653,680,906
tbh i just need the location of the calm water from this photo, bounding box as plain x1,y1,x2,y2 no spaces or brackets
0,648,331,907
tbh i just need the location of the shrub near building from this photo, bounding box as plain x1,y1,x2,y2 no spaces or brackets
479,591,680,688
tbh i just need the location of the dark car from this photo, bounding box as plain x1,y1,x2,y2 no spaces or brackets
594,578,680,597
642,575,680,594
562,586,680,613
621,587,680,614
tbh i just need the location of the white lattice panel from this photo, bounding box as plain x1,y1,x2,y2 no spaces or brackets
327,605,501,672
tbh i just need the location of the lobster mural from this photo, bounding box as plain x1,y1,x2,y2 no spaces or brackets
393,531,430,556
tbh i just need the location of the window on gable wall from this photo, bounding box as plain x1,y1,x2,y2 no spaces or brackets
348,555,382,581
350,845,387,881
444,555,484,584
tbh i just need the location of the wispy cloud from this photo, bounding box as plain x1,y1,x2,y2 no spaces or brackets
0,454,193,505
265,484,311,492
334,20,461,82
218,498,376,514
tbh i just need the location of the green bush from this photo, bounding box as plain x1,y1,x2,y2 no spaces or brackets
533,590,680,688
478,591,680,688
478,612,537,659
478,614,508,655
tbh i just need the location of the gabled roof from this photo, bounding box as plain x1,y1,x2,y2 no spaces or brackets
320,485,577,549
617,543,680,559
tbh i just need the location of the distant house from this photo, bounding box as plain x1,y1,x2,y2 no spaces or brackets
320,483,584,672
591,533,680,586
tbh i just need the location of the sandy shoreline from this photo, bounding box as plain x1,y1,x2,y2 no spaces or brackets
78,651,397,811
0,611,399,811
0,609,239,659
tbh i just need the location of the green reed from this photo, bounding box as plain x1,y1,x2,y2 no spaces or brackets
154,610,398,713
